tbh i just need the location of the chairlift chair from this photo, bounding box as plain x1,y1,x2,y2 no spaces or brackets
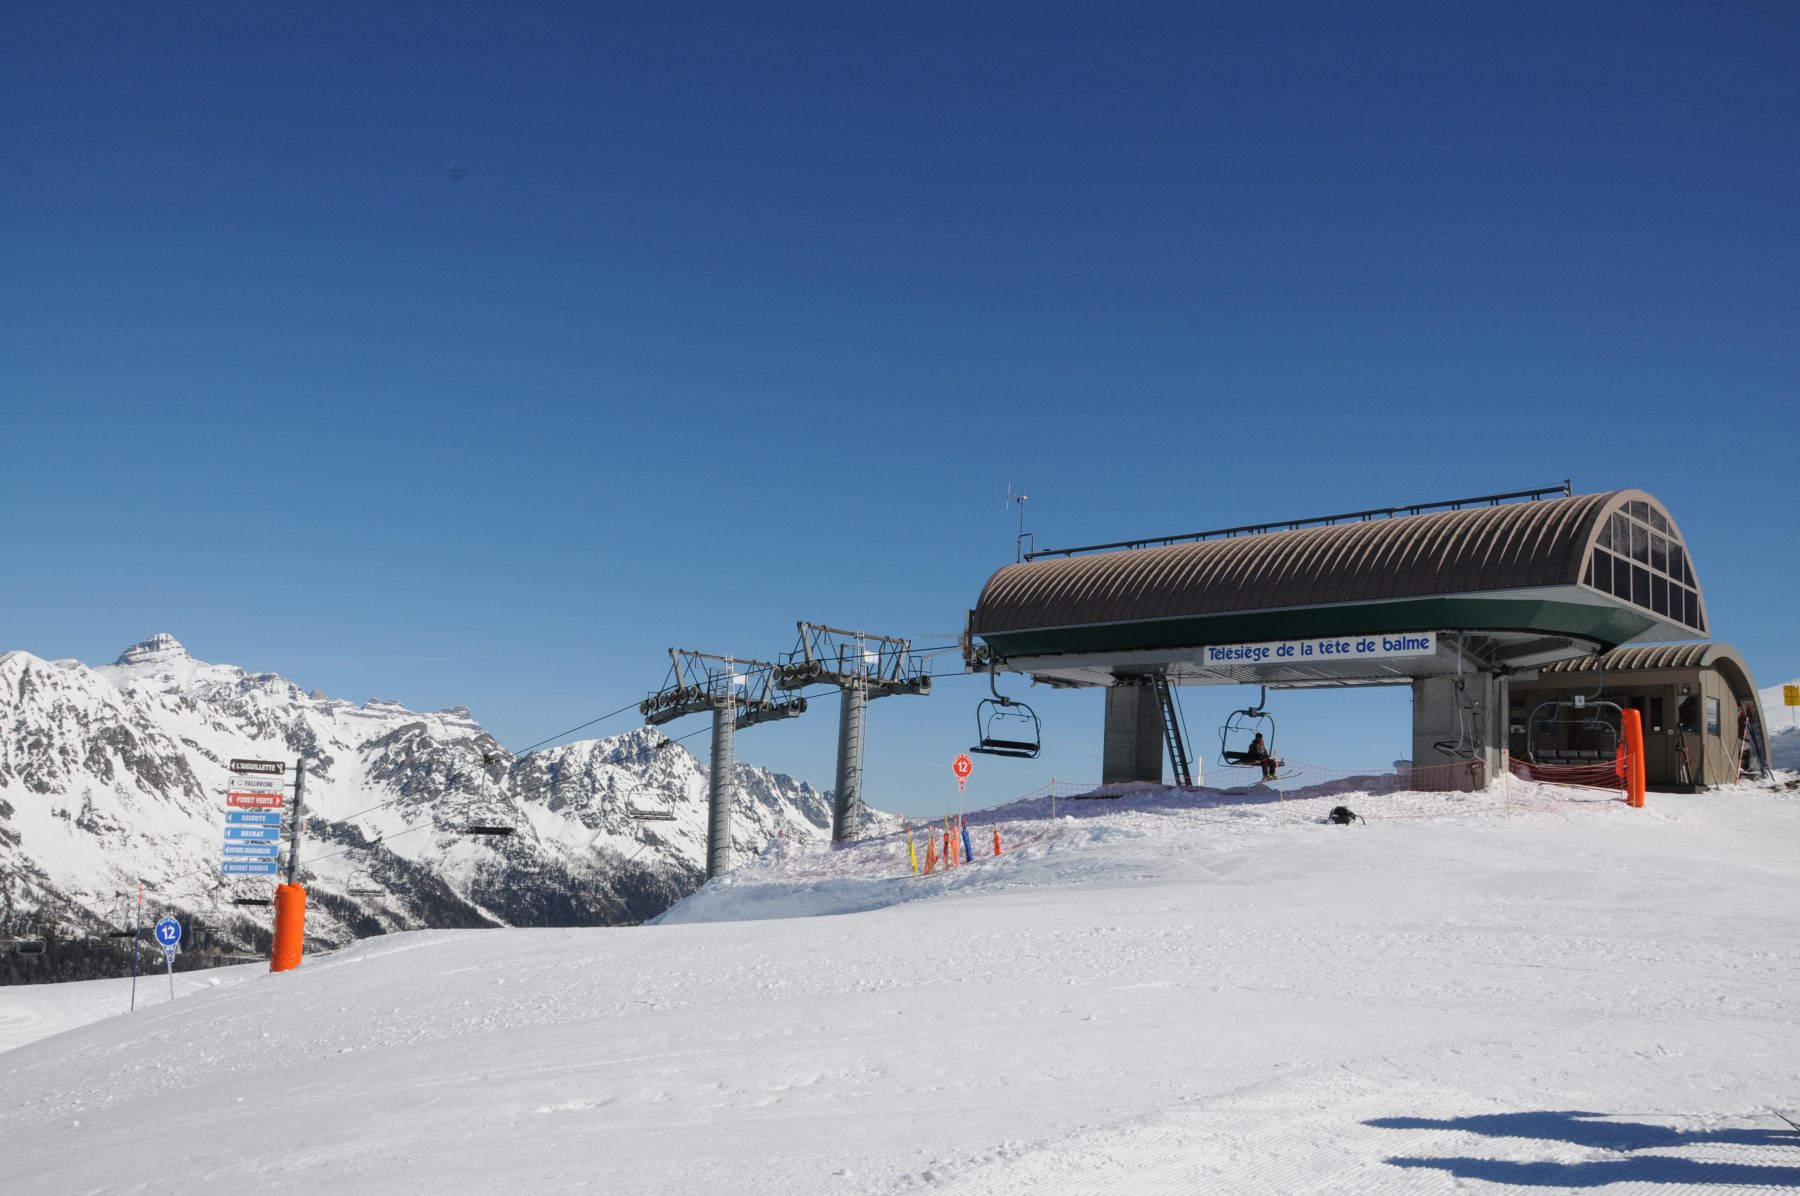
11,925,47,956
457,792,519,838
625,788,678,821
1524,698,1623,765
462,798,518,835
1218,687,1278,768
970,664,1041,759
227,881,274,908
347,869,384,897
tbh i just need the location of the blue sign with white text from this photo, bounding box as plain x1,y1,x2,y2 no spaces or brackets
154,917,182,947
221,842,281,857
225,811,283,826
221,858,281,876
224,824,283,840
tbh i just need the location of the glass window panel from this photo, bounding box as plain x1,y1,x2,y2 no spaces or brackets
1630,522,1649,563
1629,500,1649,520
1651,534,1668,574
1706,697,1721,737
1684,588,1700,629
1652,574,1669,615
1649,507,1667,532
1649,696,1664,733
1682,557,1695,586
1610,512,1629,548
1669,543,1685,582
1632,564,1650,608
1614,555,1633,597
1588,548,1606,589
1679,695,1698,733
1597,520,1613,549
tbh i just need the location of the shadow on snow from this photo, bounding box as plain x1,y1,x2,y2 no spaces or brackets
1369,1110,1800,1189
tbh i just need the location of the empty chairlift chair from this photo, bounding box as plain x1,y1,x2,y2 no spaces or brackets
456,788,519,838
971,664,1041,759
625,787,678,821
1525,697,1623,766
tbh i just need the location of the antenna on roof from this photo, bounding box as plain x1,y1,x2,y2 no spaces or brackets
1005,484,1033,562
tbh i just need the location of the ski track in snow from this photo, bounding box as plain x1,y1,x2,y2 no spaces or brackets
2,776,1798,1194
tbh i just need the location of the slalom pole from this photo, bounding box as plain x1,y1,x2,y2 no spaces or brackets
906,824,919,875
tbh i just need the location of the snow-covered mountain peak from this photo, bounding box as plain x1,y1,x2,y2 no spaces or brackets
112,632,192,667
3,637,841,968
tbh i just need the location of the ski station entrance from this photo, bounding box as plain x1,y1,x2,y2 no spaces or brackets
961,486,1746,791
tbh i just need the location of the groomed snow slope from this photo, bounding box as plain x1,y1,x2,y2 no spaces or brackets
2,778,1797,1194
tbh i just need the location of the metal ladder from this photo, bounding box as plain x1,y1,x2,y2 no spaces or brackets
1150,674,1193,787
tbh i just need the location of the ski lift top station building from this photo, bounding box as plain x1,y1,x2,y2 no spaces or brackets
961,486,1765,791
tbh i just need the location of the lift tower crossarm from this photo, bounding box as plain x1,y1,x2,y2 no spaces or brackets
775,623,932,698
774,623,933,843
639,649,807,726
637,648,808,879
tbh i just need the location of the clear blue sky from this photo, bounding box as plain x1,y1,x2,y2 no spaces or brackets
4,2,1796,816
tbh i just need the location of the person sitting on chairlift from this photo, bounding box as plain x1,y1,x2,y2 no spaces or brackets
1243,732,1280,780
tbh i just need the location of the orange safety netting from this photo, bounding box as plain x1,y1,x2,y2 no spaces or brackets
1506,754,1630,794
1005,752,1629,809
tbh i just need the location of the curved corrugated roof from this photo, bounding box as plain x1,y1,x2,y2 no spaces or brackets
1540,644,1714,673
1537,642,1758,703
969,489,1700,642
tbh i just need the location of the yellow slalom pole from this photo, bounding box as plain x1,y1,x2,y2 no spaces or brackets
906,824,919,874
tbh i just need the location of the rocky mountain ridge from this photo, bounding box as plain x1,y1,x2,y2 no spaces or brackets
1,635,843,983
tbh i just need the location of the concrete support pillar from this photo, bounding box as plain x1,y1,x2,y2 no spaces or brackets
1102,683,1164,785
707,703,735,879
832,680,866,842
1410,672,1506,791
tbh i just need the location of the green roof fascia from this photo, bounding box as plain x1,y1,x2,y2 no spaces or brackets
978,596,1661,661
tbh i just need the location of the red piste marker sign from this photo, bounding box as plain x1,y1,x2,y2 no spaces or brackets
227,792,285,809
952,752,973,792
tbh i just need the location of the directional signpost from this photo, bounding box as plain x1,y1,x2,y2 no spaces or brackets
153,916,181,1000
222,759,288,879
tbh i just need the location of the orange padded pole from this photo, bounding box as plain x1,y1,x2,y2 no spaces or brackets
270,883,307,972
992,829,1002,857
1622,708,1647,808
